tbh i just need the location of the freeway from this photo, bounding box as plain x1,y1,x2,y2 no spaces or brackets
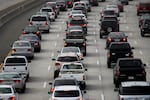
0,0,150,100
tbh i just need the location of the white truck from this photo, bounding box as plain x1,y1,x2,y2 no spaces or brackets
2,56,30,81
59,63,87,89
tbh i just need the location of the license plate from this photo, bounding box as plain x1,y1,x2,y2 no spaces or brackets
114,39,120,42
128,76,134,79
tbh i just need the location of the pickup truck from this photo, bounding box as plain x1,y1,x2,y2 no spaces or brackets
113,58,146,88
58,63,87,89
2,56,30,81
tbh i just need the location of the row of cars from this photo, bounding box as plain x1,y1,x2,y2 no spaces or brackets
98,0,150,100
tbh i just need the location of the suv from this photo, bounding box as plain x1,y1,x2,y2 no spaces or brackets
140,19,150,37
64,39,87,56
99,19,119,38
118,81,150,100
29,14,50,33
107,42,134,68
56,0,68,11
136,0,150,16
113,58,146,88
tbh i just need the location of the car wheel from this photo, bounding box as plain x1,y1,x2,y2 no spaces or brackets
81,83,86,90
141,31,145,37
137,12,139,16
100,33,103,39
20,84,26,93
107,61,111,68
54,70,59,79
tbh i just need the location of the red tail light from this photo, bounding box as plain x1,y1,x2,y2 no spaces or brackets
83,42,86,46
0,80,3,83
68,1,72,4
68,24,72,27
27,48,32,52
122,38,126,42
8,97,15,100
108,38,112,42
82,24,87,27
116,70,120,76
55,62,60,66
36,31,40,35
29,21,33,25
22,31,26,34
64,42,67,46
13,80,21,83
50,88,54,92
45,21,49,25
107,52,111,57
63,4,66,7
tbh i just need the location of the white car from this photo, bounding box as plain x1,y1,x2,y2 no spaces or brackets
59,63,87,89
68,10,83,18
73,1,88,11
0,85,18,100
48,85,85,100
105,4,120,16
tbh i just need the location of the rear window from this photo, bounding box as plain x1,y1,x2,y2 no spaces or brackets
104,11,115,15
57,56,78,62
54,90,79,97
62,48,79,53
119,60,142,68
62,64,82,69
120,86,150,95
20,36,38,41
13,42,30,47
31,16,47,21
24,26,38,31
0,74,20,79
54,80,76,86
0,88,12,94
109,33,125,38
6,58,26,64
110,43,130,50
70,20,86,24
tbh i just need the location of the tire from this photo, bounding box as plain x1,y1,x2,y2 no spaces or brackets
100,33,103,39
107,61,111,68
115,82,119,88
81,83,86,90
141,31,144,37
137,12,139,16
20,84,26,93
54,70,59,79
46,29,49,33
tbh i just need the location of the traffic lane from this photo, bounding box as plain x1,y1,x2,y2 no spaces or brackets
0,4,44,62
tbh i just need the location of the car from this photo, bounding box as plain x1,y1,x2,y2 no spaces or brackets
29,14,50,33
72,5,87,17
66,17,88,35
105,4,120,17
40,6,56,21
106,32,128,48
65,29,85,39
99,19,119,38
66,0,74,8
100,9,117,18
49,77,79,92
18,34,41,52
68,10,84,18
59,63,87,89
45,2,60,16
140,19,150,37
107,42,134,68
11,40,34,59
52,53,82,78
48,85,85,100
0,85,18,100
113,58,146,88
136,0,150,16
64,39,87,56
118,81,150,100
139,14,150,27
56,0,68,11
22,25,42,40
0,72,26,93
118,0,129,5
59,47,83,59
81,0,91,12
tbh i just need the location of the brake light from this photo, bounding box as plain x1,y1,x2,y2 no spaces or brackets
140,19,144,23
68,1,72,4
63,4,66,7
64,42,67,46
122,38,126,42
55,62,60,66
0,80,3,83
13,80,21,83
69,15,72,18
29,21,33,25
45,21,49,25
116,70,120,76
36,31,40,35
22,31,26,34
68,24,72,27
50,88,54,92
27,48,32,52
82,24,87,27
83,42,86,46
108,38,112,42
34,42,39,46
107,52,111,57
8,97,15,100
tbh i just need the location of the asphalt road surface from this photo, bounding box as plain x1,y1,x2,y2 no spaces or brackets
0,0,150,100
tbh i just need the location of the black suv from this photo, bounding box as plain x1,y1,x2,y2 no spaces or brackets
64,39,87,56
99,19,119,38
107,42,134,68
113,58,146,88
140,19,150,37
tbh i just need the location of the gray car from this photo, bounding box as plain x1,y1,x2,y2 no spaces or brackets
11,40,34,59
0,85,18,100
0,72,26,93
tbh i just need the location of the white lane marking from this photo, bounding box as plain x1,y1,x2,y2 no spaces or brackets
97,60,99,65
96,49,98,53
43,82,47,88
101,94,105,100
57,34,59,37
48,65,51,71
99,75,101,80
134,41,137,45
51,53,54,57
139,51,143,55
55,42,57,46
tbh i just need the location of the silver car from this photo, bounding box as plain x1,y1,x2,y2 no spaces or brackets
11,40,34,59
0,72,26,93
0,85,18,100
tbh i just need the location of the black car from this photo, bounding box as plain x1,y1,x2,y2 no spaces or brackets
66,30,86,40
113,58,146,88
64,39,87,56
139,14,150,27
107,42,134,68
56,0,68,11
66,18,88,35
99,19,119,38
22,25,42,40
106,32,128,48
140,19,150,37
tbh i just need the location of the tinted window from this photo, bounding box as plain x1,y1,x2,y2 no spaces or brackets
62,64,82,69
54,90,79,97
20,36,38,41
104,11,115,15
0,74,20,78
57,56,78,62
119,60,142,68
109,33,125,38
140,3,150,8
42,9,52,12
0,88,12,93
110,43,130,50
120,86,150,95
6,58,26,64
13,42,30,47
32,16,47,21
62,48,79,53
54,80,76,86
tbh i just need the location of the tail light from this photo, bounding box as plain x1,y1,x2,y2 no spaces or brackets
82,24,87,27
36,31,40,35
76,98,83,100
63,4,66,7
13,80,21,83
116,70,120,76
83,42,86,46
22,31,26,34
27,48,32,52
107,52,111,57
68,1,72,4
50,88,54,92
122,38,126,42
64,42,67,46
8,97,15,100
68,24,72,27
29,21,33,25
34,42,39,46
0,80,3,83
69,15,72,18
45,21,49,25
108,38,112,42
55,62,60,66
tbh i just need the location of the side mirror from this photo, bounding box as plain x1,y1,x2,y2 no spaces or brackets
65,29,67,31
49,82,53,85
52,58,56,61
85,69,88,71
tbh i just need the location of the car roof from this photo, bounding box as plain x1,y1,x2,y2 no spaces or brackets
121,81,150,87
0,85,13,88
54,85,80,91
57,52,78,57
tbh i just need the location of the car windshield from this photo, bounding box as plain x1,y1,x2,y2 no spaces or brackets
54,90,79,97
110,43,130,50
0,74,20,79
68,26,82,30
32,16,47,21
54,80,76,86
57,56,78,62
122,97,150,100
62,64,82,69
62,48,79,53
0,88,12,94
13,42,30,47
109,33,125,38
119,60,142,68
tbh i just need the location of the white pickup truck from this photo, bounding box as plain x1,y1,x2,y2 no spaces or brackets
2,56,30,81
59,63,87,89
